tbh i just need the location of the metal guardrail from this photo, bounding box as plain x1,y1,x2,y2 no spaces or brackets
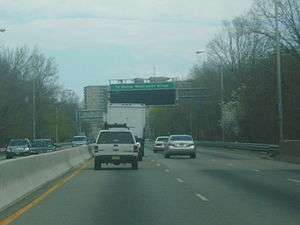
195,141,278,153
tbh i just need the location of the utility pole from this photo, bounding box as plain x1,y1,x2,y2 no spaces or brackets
189,106,193,135
220,67,225,142
153,66,156,76
275,0,284,142
32,79,36,140
55,105,59,143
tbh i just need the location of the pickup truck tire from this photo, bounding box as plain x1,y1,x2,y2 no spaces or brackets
190,153,196,159
94,160,102,170
6,155,12,159
132,160,138,170
164,154,170,159
138,153,143,161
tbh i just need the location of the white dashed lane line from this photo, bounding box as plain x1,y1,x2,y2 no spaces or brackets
227,163,234,167
176,178,184,183
251,169,260,172
156,163,161,167
287,178,300,184
165,169,170,173
196,194,209,202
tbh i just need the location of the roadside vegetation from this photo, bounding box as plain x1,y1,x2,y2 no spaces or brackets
149,0,300,144
0,47,79,145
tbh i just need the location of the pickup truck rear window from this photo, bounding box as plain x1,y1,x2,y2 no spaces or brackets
97,132,134,144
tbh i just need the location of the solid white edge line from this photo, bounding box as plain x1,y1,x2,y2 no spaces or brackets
287,178,300,183
176,178,184,183
196,194,209,202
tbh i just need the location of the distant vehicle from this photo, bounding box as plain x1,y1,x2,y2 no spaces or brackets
30,139,56,154
71,136,88,147
153,136,169,153
106,103,146,161
94,129,139,170
164,135,196,159
5,138,31,159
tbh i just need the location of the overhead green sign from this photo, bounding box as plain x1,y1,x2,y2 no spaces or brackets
110,82,176,92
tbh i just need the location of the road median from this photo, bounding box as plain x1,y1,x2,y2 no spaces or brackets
0,145,93,211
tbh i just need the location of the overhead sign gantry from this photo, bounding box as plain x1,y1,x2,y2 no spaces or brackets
109,78,177,105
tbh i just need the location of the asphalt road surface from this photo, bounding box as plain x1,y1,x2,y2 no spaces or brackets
1,144,300,225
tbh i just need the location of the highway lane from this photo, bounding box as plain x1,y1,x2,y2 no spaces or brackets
1,145,300,225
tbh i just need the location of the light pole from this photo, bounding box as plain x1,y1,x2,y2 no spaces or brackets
274,0,284,142
193,50,206,136
196,50,224,141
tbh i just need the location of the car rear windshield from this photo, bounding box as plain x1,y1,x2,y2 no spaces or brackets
97,132,134,144
170,135,193,141
9,140,27,146
72,137,87,141
157,137,169,142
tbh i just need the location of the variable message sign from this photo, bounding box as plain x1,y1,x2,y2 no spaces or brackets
110,82,176,105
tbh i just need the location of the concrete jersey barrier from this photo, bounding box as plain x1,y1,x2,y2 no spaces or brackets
0,145,92,211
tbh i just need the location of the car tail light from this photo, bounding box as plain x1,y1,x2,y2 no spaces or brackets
169,143,176,147
188,143,195,147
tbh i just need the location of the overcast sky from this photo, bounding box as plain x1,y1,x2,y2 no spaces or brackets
0,0,253,96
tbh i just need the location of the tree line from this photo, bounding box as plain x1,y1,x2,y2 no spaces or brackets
148,0,300,144
0,47,79,146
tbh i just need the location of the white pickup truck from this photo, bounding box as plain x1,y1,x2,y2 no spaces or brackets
94,129,139,170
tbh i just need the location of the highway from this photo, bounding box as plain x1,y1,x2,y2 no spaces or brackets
1,144,300,225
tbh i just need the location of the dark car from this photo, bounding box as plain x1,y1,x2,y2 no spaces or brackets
30,139,56,154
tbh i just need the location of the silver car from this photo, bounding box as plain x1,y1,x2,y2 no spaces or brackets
164,135,196,159
71,136,88,147
5,138,31,159
153,136,169,153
